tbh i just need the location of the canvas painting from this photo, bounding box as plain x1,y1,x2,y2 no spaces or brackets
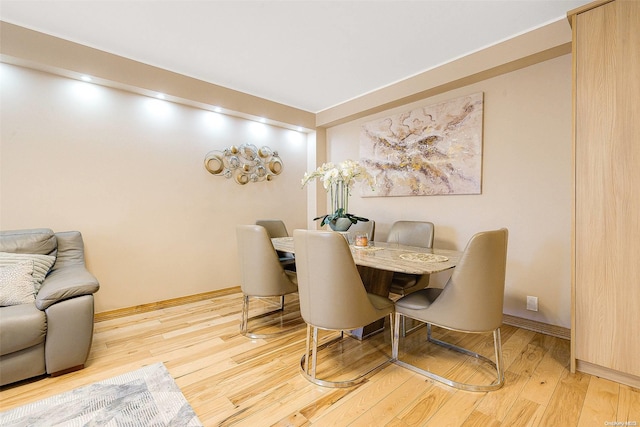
359,92,483,197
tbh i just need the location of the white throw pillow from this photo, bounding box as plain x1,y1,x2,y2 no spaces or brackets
0,260,35,306
0,252,56,293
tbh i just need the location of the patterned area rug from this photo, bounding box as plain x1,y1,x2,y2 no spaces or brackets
0,363,202,426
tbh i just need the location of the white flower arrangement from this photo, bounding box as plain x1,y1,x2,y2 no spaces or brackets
301,160,375,190
301,160,375,229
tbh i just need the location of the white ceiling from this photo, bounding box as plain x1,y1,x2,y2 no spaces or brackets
0,0,590,113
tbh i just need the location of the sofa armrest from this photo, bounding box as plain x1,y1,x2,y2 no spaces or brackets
45,294,95,375
36,266,99,310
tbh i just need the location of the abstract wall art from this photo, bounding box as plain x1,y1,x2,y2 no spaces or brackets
359,92,483,197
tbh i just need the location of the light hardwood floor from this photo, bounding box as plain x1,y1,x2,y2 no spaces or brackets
1,291,639,426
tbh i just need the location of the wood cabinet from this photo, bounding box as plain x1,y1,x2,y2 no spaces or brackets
570,0,640,387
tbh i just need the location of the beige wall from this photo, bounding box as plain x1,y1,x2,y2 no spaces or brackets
0,63,310,313
1,20,574,328
325,54,573,328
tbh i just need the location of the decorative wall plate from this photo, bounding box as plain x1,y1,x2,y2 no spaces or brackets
204,144,283,184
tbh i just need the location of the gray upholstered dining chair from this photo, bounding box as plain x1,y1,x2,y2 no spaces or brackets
386,221,435,296
236,225,299,339
392,228,509,392
347,219,375,241
386,221,434,336
293,229,395,388
256,219,296,270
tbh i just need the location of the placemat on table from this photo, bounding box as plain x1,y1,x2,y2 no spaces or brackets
399,253,448,262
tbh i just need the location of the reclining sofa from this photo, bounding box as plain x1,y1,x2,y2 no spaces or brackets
0,228,100,386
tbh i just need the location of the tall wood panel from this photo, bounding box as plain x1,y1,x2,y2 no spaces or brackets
571,0,640,386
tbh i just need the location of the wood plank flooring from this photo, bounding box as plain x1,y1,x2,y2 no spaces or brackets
1,292,639,426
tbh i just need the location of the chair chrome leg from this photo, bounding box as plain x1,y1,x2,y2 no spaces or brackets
389,312,396,358
402,317,425,336
304,324,312,374
240,294,300,339
240,295,249,335
493,328,504,386
299,323,393,388
394,314,505,391
392,312,401,360
311,326,319,379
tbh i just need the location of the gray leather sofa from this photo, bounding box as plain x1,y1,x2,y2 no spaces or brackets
0,228,99,386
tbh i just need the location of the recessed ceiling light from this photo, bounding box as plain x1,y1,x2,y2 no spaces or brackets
80,75,92,82
157,93,166,100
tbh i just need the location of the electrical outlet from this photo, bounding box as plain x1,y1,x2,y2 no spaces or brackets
526,296,539,312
